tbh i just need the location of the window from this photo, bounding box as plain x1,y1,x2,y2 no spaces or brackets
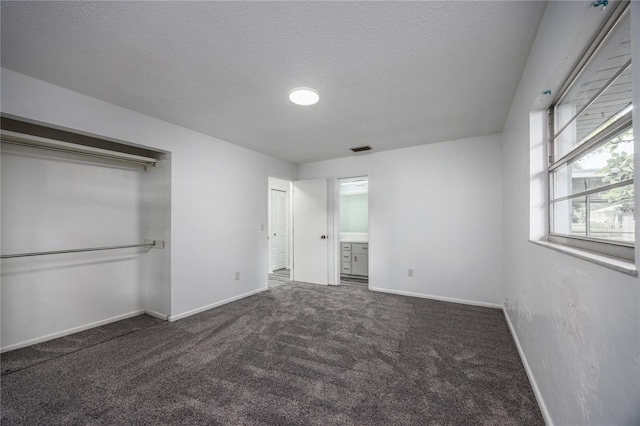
548,3,634,260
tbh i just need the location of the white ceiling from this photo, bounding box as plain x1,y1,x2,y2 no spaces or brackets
1,1,546,165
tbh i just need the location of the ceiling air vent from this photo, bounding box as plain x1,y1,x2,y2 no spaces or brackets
350,145,372,153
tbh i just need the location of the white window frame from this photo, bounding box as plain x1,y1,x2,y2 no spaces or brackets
547,2,634,261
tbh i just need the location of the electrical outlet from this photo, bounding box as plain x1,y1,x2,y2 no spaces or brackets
408,269,414,277
235,272,240,280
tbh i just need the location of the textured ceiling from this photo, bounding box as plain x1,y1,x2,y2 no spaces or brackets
1,1,546,164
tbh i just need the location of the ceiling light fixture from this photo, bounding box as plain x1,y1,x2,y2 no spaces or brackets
289,87,319,106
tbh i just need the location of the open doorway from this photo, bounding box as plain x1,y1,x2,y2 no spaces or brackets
268,177,292,288
339,176,368,286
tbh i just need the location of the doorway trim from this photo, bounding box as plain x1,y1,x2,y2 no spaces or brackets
269,189,287,272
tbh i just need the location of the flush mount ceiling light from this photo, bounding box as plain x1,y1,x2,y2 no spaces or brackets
289,87,319,106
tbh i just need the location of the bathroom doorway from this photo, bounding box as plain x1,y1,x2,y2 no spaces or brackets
339,176,368,286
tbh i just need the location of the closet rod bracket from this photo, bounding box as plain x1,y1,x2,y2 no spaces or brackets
146,240,165,249
145,159,165,172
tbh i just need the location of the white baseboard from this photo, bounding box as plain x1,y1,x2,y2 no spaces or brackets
144,309,168,321
503,309,553,426
369,286,502,309
1,309,146,353
168,287,268,322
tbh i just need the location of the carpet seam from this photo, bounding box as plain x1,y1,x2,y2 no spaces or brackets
2,319,166,377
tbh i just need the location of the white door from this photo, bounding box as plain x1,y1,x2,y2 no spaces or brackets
293,178,328,285
270,189,287,271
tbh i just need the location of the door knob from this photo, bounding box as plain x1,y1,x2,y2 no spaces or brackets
321,235,327,239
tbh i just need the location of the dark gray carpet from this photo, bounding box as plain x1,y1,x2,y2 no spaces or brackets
1,280,543,425
1,314,163,376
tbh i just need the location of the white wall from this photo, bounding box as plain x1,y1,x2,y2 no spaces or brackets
1,69,297,341
299,134,503,307
502,2,639,425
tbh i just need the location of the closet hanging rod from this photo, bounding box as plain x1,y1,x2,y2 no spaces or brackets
0,139,157,168
1,240,164,259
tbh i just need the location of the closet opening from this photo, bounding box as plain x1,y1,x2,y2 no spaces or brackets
339,176,368,286
1,117,171,352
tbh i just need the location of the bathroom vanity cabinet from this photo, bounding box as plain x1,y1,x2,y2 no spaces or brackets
341,242,368,277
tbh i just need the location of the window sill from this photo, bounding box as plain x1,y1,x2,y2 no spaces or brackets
529,240,637,276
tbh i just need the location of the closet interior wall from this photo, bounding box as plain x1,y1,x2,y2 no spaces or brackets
0,138,171,351
140,152,171,320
